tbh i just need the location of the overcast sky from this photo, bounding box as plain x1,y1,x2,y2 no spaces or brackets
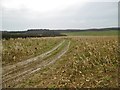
1,0,119,31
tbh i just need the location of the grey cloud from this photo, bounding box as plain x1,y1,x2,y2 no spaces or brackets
2,2,118,30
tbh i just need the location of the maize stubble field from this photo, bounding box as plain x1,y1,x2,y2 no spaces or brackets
2,35,119,88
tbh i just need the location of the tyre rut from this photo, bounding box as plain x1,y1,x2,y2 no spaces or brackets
2,40,65,77
2,40,71,88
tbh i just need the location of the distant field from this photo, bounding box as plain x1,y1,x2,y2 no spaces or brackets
63,30,119,36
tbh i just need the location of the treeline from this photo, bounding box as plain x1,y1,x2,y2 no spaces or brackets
1,27,119,39
2,29,66,39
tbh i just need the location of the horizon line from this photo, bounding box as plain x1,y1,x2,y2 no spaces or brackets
1,26,119,31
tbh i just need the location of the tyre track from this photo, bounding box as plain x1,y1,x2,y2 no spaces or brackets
2,40,65,77
2,40,65,81
2,40,70,87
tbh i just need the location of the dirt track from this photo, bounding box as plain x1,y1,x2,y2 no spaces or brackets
2,40,65,76
2,40,70,87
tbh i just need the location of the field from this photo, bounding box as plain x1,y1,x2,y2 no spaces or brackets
2,37,64,66
2,35,119,88
63,30,118,36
